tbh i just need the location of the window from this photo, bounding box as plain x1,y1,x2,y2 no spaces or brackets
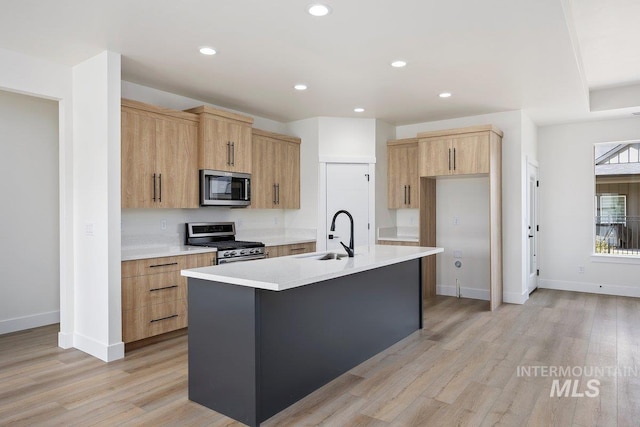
594,141,640,255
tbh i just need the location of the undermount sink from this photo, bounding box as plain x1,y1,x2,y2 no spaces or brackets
296,252,350,260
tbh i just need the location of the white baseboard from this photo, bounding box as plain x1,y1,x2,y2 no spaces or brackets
0,310,60,335
437,285,490,301
74,332,125,362
58,331,73,349
539,279,640,298
503,290,529,305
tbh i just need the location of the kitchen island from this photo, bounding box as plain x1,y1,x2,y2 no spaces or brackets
181,244,443,427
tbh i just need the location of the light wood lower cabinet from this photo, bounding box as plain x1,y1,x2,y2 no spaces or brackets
265,242,316,258
122,251,216,343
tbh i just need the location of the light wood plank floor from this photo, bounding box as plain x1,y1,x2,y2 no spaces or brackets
1,289,639,426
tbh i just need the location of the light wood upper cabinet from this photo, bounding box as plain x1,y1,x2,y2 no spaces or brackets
251,129,301,209
418,127,492,177
387,139,419,209
121,99,199,209
186,106,254,174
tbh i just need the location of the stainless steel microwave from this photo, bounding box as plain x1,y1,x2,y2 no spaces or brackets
200,170,251,207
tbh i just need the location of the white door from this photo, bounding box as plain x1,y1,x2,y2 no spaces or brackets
527,163,539,293
326,163,370,252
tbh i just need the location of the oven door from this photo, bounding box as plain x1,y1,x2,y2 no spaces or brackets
201,170,251,206
217,254,266,264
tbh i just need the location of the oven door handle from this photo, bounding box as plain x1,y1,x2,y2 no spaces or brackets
218,254,266,264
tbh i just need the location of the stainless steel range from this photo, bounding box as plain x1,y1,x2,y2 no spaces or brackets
186,222,265,264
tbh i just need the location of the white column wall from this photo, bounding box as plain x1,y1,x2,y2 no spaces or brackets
72,51,123,361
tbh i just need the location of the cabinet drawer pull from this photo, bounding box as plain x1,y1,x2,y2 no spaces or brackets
150,314,178,323
149,262,179,268
290,247,307,252
152,173,157,201
149,285,178,292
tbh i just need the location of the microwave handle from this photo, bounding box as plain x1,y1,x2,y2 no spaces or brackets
245,178,249,201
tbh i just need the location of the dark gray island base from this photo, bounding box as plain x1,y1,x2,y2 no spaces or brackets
187,259,421,427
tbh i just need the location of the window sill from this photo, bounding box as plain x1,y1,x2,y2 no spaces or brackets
591,253,640,264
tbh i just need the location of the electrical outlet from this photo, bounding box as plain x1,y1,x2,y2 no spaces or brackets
161,219,167,230
453,216,460,226
578,265,585,274
85,222,95,236
453,250,462,258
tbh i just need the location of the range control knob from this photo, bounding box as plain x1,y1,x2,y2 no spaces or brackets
224,252,231,257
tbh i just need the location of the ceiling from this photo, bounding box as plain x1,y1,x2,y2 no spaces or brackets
0,0,638,126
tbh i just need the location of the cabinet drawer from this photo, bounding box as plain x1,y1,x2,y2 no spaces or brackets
283,242,316,256
122,256,186,278
122,271,186,310
122,299,188,343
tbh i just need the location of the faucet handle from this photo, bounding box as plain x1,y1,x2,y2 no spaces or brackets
339,241,355,257
328,234,339,240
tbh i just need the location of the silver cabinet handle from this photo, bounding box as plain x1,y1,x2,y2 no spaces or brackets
231,142,235,166
227,141,231,165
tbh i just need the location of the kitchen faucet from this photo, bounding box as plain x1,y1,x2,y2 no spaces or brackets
330,210,354,257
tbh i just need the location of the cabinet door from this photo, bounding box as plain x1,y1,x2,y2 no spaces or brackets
251,135,277,208
452,133,490,175
265,245,281,258
121,109,156,208
227,121,252,173
387,145,407,209
419,138,451,177
156,119,199,208
406,143,419,208
200,115,229,171
279,141,300,209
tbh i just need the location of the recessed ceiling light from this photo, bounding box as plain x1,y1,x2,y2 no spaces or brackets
308,4,331,17
439,92,452,98
294,84,308,91
391,60,407,68
354,107,365,113
199,47,217,56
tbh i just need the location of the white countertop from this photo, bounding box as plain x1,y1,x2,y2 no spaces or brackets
122,245,217,261
181,244,443,291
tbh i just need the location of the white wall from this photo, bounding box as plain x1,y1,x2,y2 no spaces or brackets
0,47,75,348
0,90,60,334
72,51,123,361
538,117,640,297
318,117,377,159
396,110,528,303
122,81,286,134
285,118,320,231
